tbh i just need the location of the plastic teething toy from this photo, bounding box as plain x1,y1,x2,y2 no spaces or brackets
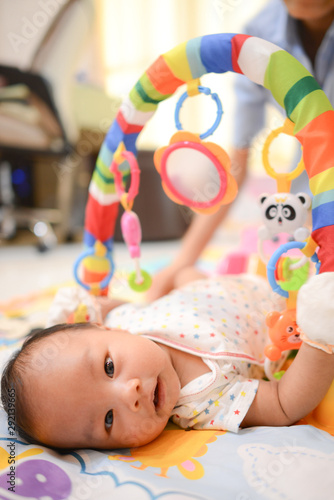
110,143,152,292
120,209,151,292
174,81,223,140
264,239,319,380
73,240,114,296
265,308,301,362
262,118,304,193
260,120,317,380
258,119,312,267
267,241,319,300
154,79,238,215
264,308,302,381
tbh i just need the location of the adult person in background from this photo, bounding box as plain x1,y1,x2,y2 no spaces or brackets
147,0,334,301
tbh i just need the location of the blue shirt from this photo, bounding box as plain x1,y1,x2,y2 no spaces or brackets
232,0,334,149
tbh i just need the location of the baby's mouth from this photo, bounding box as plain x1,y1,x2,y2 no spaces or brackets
153,380,159,409
152,377,165,413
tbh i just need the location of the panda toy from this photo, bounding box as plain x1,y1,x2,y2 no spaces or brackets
258,192,312,242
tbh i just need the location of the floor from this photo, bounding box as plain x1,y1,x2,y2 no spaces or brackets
0,239,180,302
0,175,265,303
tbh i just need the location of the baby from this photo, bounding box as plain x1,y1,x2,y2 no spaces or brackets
2,270,334,450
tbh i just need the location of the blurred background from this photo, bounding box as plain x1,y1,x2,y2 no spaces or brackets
0,0,293,301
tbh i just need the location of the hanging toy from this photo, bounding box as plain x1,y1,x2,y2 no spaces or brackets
73,240,114,296
110,143,152,292
258,192,311,243
258,118,311,266
265,308,301,362
154,79,238,215
264,307,302,381
264,239,320,380
259,118,317,381
67,303,90,324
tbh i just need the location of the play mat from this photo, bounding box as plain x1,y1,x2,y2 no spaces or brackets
1,32,334,499
1,282,334,500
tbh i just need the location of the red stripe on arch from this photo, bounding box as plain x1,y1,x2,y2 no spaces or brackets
116,110,144,134
85,195,119,242
231,34,251,74
312,225,334,273
295,110,334,179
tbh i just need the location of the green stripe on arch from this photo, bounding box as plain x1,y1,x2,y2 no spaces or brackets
284,76,322,118
92,171,116,193
138,73,172,103
264,50,311,108
96,158,115,183
129,86,157,111
290,90,332,133
134,81,162,105
264,50,332,133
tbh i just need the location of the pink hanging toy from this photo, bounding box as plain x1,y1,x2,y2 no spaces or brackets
110,143,152,292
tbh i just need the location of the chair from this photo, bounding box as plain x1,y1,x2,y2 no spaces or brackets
0,0,96,249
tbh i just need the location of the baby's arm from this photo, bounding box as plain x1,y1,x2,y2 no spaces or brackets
242,343,334,428
96,297,128,321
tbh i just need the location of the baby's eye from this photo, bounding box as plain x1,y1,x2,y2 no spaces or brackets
105,357,114,377
105,410,113,430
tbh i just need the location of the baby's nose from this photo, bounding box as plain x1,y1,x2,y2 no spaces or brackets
122,378,141,411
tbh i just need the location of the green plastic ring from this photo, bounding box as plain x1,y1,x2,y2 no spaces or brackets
128,270,152,292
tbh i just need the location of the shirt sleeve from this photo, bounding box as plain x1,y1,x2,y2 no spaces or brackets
171,375,259,433
104,302,144,329
231,0,286,149
232,76,269,149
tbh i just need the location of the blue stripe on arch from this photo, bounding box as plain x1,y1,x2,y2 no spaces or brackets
98,141,114,169
83,229,96,248
200,33,236,74
104,120,139,154
186,37,207,78
312,201,334,230
84,230,114,251
122,133,138,154
312,189,334,209
105,120,124,152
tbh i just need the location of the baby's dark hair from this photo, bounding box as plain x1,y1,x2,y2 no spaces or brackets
1,322,95,447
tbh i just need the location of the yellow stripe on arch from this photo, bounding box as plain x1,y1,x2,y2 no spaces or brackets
309,166,334,195
163,41,193,82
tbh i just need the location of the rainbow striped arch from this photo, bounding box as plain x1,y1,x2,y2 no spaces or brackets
83,33,334,275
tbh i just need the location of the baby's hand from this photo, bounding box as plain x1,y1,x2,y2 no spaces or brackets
297,273,334,353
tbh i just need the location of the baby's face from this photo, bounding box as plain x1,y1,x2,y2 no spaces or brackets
27,326,181,449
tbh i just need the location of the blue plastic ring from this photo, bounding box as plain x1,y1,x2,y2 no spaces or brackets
174,85,223,139
267,241,319,298
73,247,114,291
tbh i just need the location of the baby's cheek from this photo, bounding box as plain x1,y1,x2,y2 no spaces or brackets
124,417,165,447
